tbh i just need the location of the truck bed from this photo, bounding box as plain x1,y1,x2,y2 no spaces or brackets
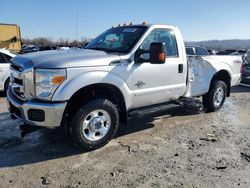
185,55,242,97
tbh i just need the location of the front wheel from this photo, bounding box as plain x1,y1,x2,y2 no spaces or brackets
71,99,119,150
202,80,227,112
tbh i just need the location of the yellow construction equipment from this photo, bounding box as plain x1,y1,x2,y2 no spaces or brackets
0,23,21,53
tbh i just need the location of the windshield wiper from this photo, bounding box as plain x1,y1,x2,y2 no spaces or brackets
87,47,112,52
87,47,125,53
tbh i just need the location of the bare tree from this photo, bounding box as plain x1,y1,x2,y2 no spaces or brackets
22,37,90,48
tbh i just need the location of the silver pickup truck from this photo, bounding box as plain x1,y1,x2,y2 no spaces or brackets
7,23,242,150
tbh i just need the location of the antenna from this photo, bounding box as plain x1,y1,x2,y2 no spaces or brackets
75,12,78,41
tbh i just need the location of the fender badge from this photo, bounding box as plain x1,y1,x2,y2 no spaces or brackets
135,81,146,88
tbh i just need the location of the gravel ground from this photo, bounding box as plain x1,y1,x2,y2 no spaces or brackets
0,86,250,188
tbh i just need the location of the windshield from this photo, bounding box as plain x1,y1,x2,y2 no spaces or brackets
85,26,148,53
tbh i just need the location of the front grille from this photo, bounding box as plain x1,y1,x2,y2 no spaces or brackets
13,77,23,85
10,63,25,100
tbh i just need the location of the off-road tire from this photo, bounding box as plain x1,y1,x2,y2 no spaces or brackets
203,80,227,112
71,99,119,150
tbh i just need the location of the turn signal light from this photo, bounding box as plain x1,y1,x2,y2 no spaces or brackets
52,75,66,85
159,51,165,62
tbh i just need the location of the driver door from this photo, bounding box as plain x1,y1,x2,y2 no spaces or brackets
132,28,186,108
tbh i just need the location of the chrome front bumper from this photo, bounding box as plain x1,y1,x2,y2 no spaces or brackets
7,88,67,127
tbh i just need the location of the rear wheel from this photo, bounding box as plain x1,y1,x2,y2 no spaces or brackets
71,99,119,150
202,80,227,112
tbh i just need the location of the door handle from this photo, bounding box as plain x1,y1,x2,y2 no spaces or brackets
178,64,183,73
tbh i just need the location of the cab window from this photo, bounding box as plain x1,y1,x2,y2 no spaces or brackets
141,29,179,58
186,47,195,55
195,47,208,55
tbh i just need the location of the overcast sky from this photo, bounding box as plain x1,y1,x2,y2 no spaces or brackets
1,0,250,41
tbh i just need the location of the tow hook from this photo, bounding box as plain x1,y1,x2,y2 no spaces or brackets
19,124,41,137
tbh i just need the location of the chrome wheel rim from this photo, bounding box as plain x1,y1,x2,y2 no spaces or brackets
82,109,111,141
213,86,224,107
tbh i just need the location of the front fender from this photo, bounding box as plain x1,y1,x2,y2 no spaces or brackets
52,69,133,110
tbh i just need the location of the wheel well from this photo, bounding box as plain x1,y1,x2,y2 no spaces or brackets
64,83,127,124
210,70,231,97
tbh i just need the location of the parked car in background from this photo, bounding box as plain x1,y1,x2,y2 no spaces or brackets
207,49,218,55
185,45,209,56
58,46,70,50
40,46,57,51
21,45,40,54
230,50,248,63
247,50,250,63
217,49,237,55
0,49,17,92
241,50,250,85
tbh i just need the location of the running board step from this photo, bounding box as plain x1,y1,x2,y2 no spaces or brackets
128,102,180,119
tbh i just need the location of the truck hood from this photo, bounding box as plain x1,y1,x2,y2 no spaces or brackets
15,49,121,68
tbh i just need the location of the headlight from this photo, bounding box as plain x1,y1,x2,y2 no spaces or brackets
35,68,66,100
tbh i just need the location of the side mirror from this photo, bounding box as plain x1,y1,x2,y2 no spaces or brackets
150,42,166,64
